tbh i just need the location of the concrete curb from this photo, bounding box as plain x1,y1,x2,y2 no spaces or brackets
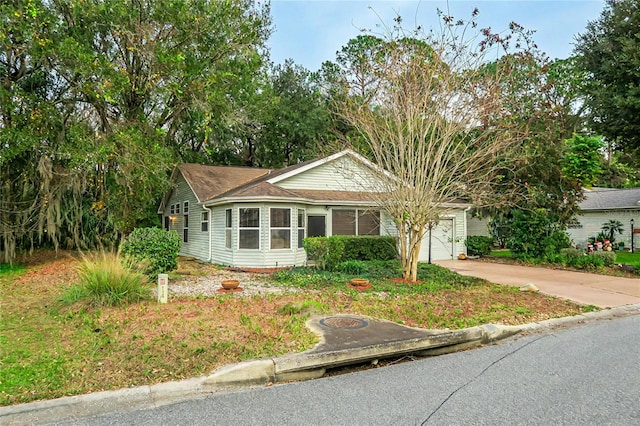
2,303,639,425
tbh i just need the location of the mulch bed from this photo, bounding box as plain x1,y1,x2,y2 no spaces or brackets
347,282,372,291
216,287,244,294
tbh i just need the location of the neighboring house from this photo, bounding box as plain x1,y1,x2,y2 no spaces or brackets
158,150,471,268
568,187,640,249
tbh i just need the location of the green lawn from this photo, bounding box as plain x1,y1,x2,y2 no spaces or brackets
615,251,640,268
1,255,584,406
489,249,514,258
0,263,24,275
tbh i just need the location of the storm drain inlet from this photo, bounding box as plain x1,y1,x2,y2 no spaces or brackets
319,316,369,330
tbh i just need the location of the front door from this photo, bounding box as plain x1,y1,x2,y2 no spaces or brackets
308,215,326,237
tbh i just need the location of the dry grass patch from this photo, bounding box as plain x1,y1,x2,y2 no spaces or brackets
1,252,583,406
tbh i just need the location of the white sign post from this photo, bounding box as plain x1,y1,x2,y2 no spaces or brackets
157,274,168,303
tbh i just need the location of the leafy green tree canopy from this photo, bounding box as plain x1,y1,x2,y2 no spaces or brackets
561,134,604,187
575,0,640,154
0,0,271,262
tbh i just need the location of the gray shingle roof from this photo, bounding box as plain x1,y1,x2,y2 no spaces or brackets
580,188,640,210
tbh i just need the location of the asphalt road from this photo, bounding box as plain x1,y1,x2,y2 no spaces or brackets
74,315,640,426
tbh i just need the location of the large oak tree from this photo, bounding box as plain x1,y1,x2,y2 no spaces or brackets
575,0,640,157
0,0,271,262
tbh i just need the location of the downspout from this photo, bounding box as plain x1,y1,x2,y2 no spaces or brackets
463,206,472,256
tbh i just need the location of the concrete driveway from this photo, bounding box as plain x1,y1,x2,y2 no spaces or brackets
435,260,640,308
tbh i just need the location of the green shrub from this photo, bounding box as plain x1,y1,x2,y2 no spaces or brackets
303,236,397,270
591,251,616,266
60,253,151,307
334,260,367,275
570,254,604,270
560,248,583,259
545,252,567,265
338,236,398,262
465,236,494,256
120,227,181,277
507,209,571,258
303,237,344,270
542,231,572,258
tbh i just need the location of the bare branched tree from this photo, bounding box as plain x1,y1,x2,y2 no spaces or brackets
333,12,532,281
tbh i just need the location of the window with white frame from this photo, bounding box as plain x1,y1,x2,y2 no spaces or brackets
170,204,175,214
183,212,189,243
239,208,260,249
270,208,291,249
297,209,306,248
183,201,189,214
225,209,232,249
201,211,208,232
176,202,180,214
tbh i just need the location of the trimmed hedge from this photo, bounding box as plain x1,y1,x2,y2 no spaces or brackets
120,227,181,277
465,236,494,256
302,237,344,271
303,235,397,270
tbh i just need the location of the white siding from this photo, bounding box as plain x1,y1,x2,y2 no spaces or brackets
210,206,233,266
467,216,491,237
207,202,399,267
161,174,209,260
277,156,383,192
209,203,309,268
567,209,639,249
379,211,398,239
418,210,466,262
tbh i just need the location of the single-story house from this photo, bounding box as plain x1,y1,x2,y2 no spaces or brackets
568,187,640,249
158,150,470,268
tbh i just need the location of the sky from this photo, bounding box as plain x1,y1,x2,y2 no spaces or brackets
268,0,605,71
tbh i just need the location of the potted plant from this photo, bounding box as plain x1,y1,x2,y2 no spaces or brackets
348,278,371,290
221,279,240,290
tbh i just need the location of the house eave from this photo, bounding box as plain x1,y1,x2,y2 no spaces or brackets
202,197,471,210
579,206,640,212
203,196,379,208
265,149,398,185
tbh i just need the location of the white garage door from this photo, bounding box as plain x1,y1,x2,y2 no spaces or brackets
419,219,455,262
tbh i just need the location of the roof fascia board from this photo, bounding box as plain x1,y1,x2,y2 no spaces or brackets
157,166,183,214
265,149,397,185
202,197,470,209
580,206,640,212
204,196,378,208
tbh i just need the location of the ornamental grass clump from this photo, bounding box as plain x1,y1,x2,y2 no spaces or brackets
60,253,151,307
